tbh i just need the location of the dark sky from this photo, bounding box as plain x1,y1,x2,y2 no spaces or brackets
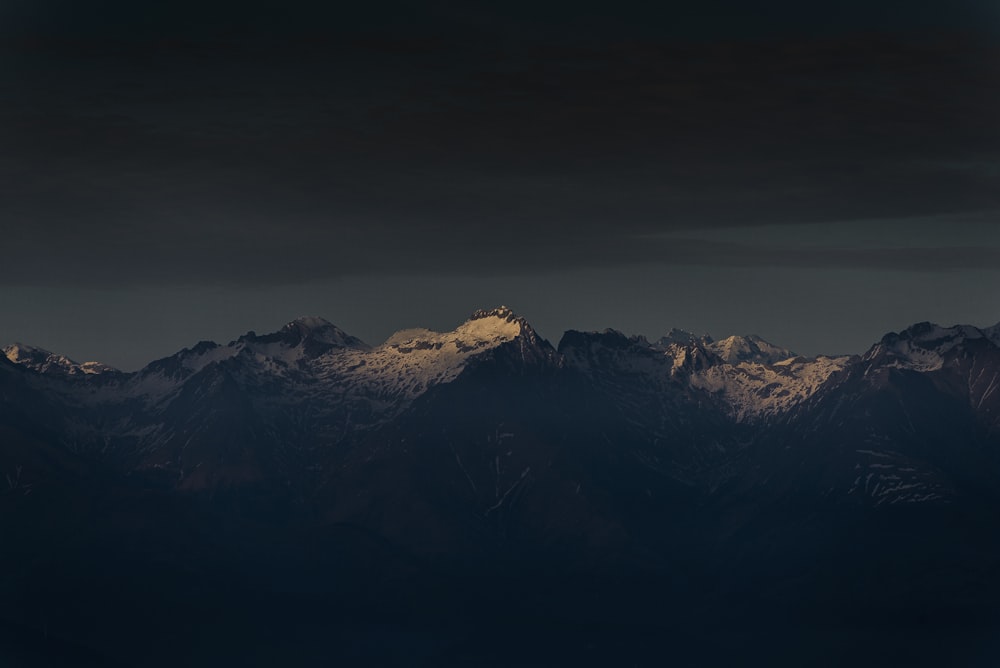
2,0,999,369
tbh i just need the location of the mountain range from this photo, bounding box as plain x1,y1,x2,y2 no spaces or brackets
2,306,1000,667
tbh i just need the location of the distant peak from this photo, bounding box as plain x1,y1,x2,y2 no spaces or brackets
664,328,697,341
884,321,985,347
984,321,1000,345
3,342,116,376
464,305,548,343
865,321,992,372
707,334,795,365
656,328,713,347
870,322,992,371
469,305,519,323
240,316,369,352
283,315,336,332
3,342,51,359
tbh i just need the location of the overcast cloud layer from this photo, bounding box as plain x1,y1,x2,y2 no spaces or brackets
1,0,999,367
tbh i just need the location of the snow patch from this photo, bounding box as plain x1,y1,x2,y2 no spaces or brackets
706,334,795,365
3,343,116,376
315,309,526,402
867,322,993,372
689,355,851,421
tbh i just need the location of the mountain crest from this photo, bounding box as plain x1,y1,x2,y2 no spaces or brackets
706,334,795,365
884,321,986,346
984,321,1000,346
656,328,712,347
279,316,369,349
2,342,116,376
865,321,993,372
239,316,369,353
469,305,519,322
283,315,337,333
461,305,546,347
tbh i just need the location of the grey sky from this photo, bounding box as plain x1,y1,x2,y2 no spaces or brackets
1,1,998,368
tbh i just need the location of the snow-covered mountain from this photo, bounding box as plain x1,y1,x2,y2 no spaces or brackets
561,327,849,422
3,342,118,376
4,309,1000,665
1,307,561,490
312,305,558,403
705,334,795,365
655,327,710,347
984,321,1000,346
4,309,1000,504
864,321,995,371
688,354,853,422
732,319,1000,511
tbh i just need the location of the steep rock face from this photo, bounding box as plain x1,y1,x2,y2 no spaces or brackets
692,324,1000,628
317,343,697,565
983,321,1000,347
312,305,561,405
0,355,109,502
865,322,989,372
742,322,1000,510
857,322,1000,436
562,328,851,423
655,327,710,347
2,308,566,498
127,361,284,495
558,329,740,486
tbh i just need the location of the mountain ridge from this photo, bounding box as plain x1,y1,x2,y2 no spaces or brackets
3,307,1000,665
8,310,996,377
6,310,997,432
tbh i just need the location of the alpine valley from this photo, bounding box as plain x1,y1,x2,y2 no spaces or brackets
2,307,1000,667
